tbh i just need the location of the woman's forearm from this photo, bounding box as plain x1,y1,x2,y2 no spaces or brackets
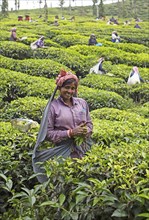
47,129,69,143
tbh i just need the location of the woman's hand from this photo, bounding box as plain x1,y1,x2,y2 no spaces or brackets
71,122,87,137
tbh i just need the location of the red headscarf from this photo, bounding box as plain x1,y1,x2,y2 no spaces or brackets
56,70,79,87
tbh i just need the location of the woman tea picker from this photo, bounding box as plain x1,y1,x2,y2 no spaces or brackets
32,70,93,183
89,57,106,74
127,66,144,85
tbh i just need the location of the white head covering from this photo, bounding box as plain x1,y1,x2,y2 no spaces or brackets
40,36,44,40
98,57,104,63
11,27,16,32
133,66,139,73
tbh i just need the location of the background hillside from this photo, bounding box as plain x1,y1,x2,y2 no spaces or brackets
105,0,149,21
1,0,149,21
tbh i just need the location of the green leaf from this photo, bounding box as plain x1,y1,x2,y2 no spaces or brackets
6,179,13,191
138,213,149,217
8,192,27,201
59,193,66,206
24,217,33,220
70,212,79,220
112,209,127,217
75,194,86,204
21,187,31,195
139,193,149,200
29,195,36,206
40,201,59,208
93,197,100,206
0,173,7,181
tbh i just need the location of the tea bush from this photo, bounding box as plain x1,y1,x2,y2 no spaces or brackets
0,68,55,102
79,86,133,110
90,107,149,144
32,46,91,77
90,107,149,122
0,41,32,59
69,45,149,67
52,33,88,47
92,118,148,145
128,84,149,103
128,102,149,118
0,122,38,216
80,74,149,103
0,96,47,122
0,55,69,78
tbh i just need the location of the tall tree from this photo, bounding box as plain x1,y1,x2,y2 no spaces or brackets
92,0,98,17
98,0,105,18
2,0,8,16
68,0,71,14
59,0,65,15
17,0,20,10
122,0,127,18
39,0,42,9
15,0,17,10
131,0,137,18
117,0,121,18
44,0,48,22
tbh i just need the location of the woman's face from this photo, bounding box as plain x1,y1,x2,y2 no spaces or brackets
59,82,77,102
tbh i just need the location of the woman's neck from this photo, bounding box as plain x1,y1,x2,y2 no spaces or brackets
61,97,73,107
